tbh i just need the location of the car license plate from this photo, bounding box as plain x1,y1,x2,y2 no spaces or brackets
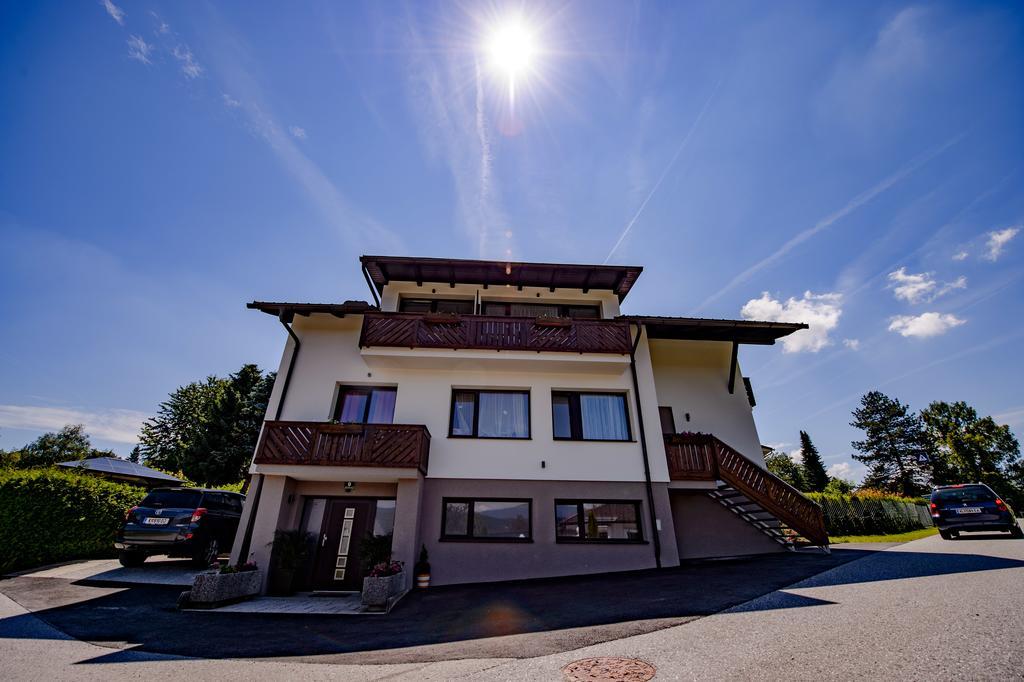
956,507,982,514
143,517,171,525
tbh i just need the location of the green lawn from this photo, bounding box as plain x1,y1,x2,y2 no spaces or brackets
830,527,939,544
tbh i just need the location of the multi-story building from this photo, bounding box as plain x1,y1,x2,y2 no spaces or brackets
230,255,827,593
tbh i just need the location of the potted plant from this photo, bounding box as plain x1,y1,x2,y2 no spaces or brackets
360,532,403,609
414,544,431,589
267,529,313,596
182,561,261,608
534,315,571,328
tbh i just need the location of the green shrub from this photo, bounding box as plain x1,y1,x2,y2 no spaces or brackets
806,491,930,536
0,468,146,573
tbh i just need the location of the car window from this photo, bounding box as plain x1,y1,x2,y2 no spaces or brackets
204,493,228,511
933,486,995,504
141,490,202,509
226,495,243,513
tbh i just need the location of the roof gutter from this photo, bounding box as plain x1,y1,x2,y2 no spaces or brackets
628,323,662,569
361,263,381,308
274,312,300,421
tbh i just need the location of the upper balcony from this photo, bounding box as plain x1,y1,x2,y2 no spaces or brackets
359,312,634,355
254,421,430,475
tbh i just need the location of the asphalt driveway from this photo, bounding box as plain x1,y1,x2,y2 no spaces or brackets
0,548,871,664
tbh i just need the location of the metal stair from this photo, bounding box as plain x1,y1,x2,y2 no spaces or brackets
707,483,801,550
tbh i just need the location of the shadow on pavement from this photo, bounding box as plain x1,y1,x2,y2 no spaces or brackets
1,545,1018,663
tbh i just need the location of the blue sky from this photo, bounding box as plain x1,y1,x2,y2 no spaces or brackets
1,1,1022,482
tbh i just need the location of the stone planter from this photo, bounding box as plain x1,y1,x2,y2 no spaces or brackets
361,572,404,609
187,570,263,607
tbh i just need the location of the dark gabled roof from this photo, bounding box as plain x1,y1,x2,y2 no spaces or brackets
621,315,808,345
247,301,377,319
58,457,183,483
360,255,643,301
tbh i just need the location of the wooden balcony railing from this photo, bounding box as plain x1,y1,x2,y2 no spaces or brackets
665,433,828,546
254,421,430,474
359,313,633,354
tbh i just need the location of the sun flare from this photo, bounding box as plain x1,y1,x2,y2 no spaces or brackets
485,18,537,79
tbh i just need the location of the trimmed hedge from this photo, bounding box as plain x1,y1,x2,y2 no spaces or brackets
806,491,931,536
0,468,146,573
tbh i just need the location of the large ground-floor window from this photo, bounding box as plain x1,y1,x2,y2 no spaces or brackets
441,498,532,542
554,500,643,543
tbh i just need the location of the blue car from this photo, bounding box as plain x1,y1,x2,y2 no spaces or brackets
930,484,1023,540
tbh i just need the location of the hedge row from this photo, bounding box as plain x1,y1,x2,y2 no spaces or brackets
0,468,146,573
806,492,931,536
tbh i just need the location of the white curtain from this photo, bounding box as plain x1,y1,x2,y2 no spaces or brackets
581,394,628,440
478,392,529,438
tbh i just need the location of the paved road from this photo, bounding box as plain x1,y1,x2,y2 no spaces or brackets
1,533,1021,680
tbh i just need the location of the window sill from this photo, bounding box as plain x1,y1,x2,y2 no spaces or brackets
439,537,534,543
552,438,636,443
447,435,532,440
555,539,648,545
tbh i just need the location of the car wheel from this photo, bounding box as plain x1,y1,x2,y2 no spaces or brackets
192,538,219,567
949,530,960,539
118,551,146,568
938,529,951,540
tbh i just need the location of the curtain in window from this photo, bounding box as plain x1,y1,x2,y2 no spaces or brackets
510,303,560,318
338,392,368,422
452,392,475,435
478,392,529,438
366,390,396,424
580,394,628,440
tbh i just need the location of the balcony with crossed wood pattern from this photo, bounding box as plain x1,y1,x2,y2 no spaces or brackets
359,312,633,354
254,421,430,474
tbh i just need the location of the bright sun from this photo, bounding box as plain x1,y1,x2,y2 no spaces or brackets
485,18,537,79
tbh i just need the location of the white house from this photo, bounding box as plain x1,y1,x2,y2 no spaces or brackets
230,255,826,592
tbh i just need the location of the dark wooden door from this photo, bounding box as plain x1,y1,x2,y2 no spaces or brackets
311,499,376,591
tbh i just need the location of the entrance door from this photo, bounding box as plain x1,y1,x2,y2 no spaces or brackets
311,499,376,591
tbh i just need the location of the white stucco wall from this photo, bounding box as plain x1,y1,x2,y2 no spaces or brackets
648,339,765,462
380,281,621,317
271,315,662,483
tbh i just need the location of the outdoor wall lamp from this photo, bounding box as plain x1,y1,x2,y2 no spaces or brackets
344,481,356,493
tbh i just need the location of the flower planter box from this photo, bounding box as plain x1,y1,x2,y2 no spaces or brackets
361,572,404,609
185,570,263,608
534,316,571,328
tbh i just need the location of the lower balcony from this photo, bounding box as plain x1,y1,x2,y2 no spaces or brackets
254,421,430,475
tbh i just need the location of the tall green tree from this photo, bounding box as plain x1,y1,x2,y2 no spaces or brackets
799,430,829,492
850,391,929,497
765,450,807,490
138,364,274,485
10,424,115,468
920,400,1021,496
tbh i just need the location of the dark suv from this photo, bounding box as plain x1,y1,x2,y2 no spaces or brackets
115,488,245,567
930,484,1023,539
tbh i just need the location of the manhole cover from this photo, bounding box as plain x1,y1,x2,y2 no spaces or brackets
562,657,656,681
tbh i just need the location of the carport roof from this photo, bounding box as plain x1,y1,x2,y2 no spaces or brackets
621,315,807,345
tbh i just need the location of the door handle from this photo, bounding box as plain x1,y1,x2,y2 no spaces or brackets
321,533,328,547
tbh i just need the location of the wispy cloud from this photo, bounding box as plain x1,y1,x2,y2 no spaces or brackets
126,35,153,64
888,267,966,303
993,406,1024,428
604,79,721,264
842,338,861,351
150,11,170,35
698,134,963,311
985,226,1020,261
288,125,307,140
0,404,147,444
221,93,241,108
740,291,843,353
888,311,965,338
953,250,969,261
101,0,125,26
827,462,855,481
173,45,203,79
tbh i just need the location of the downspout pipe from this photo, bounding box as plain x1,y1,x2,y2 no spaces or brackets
237,312,301,564
362,263,381,308
629,323,662,569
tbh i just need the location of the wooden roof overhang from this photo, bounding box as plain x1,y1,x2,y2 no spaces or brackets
247,301,377,321
621,315,807,345
360,255,643,301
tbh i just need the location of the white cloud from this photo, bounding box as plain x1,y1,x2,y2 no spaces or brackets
126,35,153,64
172,45,202,79
150,11,170,35
888,312,965,338
101,0,125,26
787,448,803,464
288,125,307,140
888,267,966,303
827,462,855,480
985,226,1020,261
842,338,861,350
222,93,241,108
741,291,843,353
0,404,148,444
953,250,969,261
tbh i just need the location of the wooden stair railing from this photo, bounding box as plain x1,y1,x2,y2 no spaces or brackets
666,433,829,547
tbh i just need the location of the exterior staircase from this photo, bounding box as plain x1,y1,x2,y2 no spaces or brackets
664,433,830,552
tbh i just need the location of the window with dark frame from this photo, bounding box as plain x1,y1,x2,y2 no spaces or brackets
399,298,475,314
441,498,532,541
481,302,601,319
554,500,643,542
551,391,631,441
449,390,530,439
334,386,397,424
